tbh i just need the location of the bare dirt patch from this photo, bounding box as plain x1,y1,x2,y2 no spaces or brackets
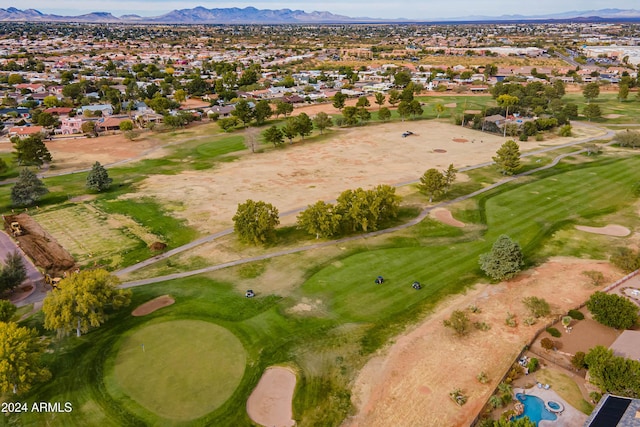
604,114,623,119
433,149,447,153
344,258,622,427
128,121,553,234
444,103,457,108
131,295,175,316
247,366,296,427
575,224,631,237
452,138,469,143
431,208,465,228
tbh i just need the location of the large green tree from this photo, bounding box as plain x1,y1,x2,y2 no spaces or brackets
586,292,638,329
341,106,358,126
0,300,16,322
0,322,51,395
232,200,280,245
493,140,521,175
42,269,131,337
282,117,299,143
0,251,27,294
274,100,293,118
479,235,524,281
262,125,284,147
11,168,48,207
335,185,399,233
312,112,333,134
418,168,446,202
583,82,600,102
12,135,52,167
583,103,602,121
253,100,273,125
86,161,113,192
378,107,391,121
585,346,640,398
297,201,342,239
231,99,253,127
295,113,314,139
332,91,346,110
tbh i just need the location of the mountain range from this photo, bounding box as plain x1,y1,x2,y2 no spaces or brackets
1,6,640,24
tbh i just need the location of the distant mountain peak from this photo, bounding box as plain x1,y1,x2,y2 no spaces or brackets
0,6,640,24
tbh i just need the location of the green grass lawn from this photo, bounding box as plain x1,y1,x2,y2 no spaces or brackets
535,368,593,414
107,320,246,423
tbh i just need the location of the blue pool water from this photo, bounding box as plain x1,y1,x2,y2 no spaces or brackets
514,393,557,426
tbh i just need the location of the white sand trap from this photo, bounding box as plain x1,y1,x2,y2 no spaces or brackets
604,114,623,119
431,208,465,228
444,103,456,108
575,224,631,237
247,366,296,427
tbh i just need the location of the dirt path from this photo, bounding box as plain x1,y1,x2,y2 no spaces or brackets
344,258,621,427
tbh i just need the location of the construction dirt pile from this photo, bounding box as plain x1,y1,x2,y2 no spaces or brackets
4,213,75,274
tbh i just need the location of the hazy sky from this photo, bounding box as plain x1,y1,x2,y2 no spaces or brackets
9,1,640,19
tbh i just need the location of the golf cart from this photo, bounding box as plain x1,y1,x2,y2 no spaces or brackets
402,131,414,138
412,281,422,290
245,289,255,298
375,276,384,285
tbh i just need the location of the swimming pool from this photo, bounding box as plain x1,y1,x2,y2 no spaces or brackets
514,393,558,426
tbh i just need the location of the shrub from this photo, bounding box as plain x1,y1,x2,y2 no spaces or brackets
477,371,489,384
590,391,602,403
535,133,544,141
505,312,517,328
587,292,639,329
444,310,471,336
610,247,640,273
523,296,551,318
473,321,491,331
527,357,539,372
558,124,572,137
568,309,585,320
571,351,587,370
546,327,561,337
583,270,605,286
519,133,528,141
541,337,555,351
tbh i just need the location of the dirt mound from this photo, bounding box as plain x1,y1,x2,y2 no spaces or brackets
247,366,296,427
4,213,75,275
149,242,167,251
132,295,175,316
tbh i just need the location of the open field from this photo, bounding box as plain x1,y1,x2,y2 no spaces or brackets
121,120,603,234
12,147,640,426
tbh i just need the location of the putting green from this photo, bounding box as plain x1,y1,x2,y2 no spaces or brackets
111,320,246,421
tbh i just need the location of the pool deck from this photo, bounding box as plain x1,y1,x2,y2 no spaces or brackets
514,387,588,427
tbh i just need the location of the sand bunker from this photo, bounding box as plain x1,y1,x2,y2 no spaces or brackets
604,114,623,119
452,138,468,143
444,103,456,108
464,109,482,114
247,366,296,427
431,208,465,228
131,295,175,316
433,149,447,153
575,224,631,237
